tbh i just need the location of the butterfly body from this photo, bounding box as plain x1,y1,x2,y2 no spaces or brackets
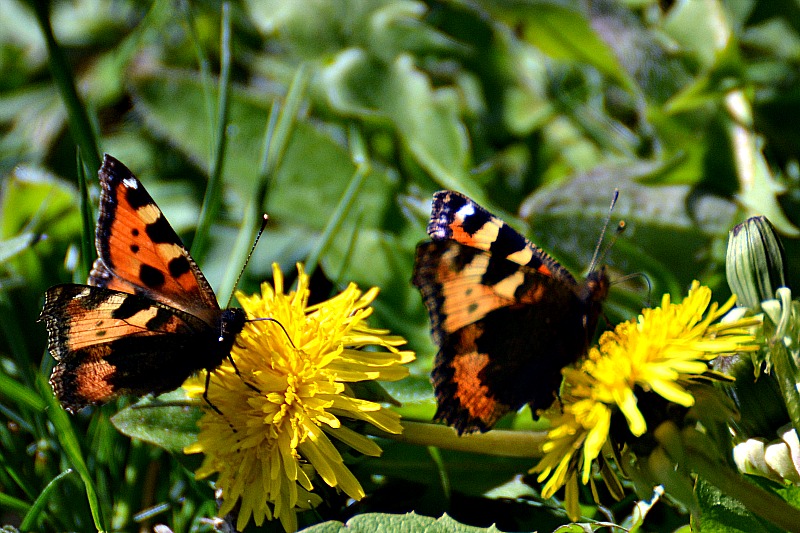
413,191,609,434
40,155,245,413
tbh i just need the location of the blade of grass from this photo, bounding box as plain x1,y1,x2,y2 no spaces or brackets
191,2,233,262
0,492,31,514
0,446,36,501
41,374,106,531
266,63,310,186
29,0,101,171
218,65,309,299
217,101,278,302
0,370,47,412
304,127,371,278
76,151,95,280
0,291,36,384
20,468,74,531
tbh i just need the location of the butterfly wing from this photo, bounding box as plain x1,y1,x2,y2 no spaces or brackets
42,155,247,413
40,284,231,412
89,154,220,323
428,190,577,282
413,190,606,434
414,241,592,433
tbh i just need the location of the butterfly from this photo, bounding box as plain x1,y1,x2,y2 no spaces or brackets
39,154,246,413
412,190,609,434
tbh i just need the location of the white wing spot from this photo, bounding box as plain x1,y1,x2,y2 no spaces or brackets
123,177,138,189
456,204,475,219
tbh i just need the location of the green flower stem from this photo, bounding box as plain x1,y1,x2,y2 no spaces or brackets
192,1,233,262
265,64,309,185
218,66,307,300
686,445,800,533
30,0,101,172
371,420,546,458
769,336,800,446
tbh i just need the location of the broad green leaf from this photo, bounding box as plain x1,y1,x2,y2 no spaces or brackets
662,0,732,71
302,512,505,532
1,166,80,240
480,1,635,92
321,50,480,200
695,477,781,533
0,232,39,265
131,70,274,189
111,390,202,454
742,18,800,61
725,91,800,236
245,0,462,60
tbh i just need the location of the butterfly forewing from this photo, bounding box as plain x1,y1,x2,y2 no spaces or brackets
90,155,220,322
428,190,577,283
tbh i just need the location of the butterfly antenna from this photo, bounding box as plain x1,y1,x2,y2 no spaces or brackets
225,214,270,308
588,189,620,273
248,317,297,349
612,272,653,307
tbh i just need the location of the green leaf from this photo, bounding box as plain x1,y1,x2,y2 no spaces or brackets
0,166,80,240
483,1,636,92
131,70,273,189
110,390,203,454
519,164,736,297
662,0,732,71
321,50,480,200
0,232,39,265
301,512,505,532
695,477,781,533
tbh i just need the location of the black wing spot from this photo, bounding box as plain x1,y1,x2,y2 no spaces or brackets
112,295,152,319
145,216,179,244
130,244,139,254
132,228,139,236
124,182,152,209
168,255,191,278
145,308,174,331
139,264,166,288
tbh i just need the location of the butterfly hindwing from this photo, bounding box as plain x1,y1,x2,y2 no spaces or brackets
413,190,609,434
42,284,222,411
40,154,246,413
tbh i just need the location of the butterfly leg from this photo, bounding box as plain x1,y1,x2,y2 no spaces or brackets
227,354,261,393
202,370,225,416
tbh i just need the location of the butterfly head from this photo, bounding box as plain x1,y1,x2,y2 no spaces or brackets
583,267,610,305
218,308,247,346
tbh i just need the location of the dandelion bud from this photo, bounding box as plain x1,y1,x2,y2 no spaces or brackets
726,216,787,309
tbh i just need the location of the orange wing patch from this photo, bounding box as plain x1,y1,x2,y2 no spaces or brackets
435,248,513,333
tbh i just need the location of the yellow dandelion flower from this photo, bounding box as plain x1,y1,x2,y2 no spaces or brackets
582,281,758,436
533,281,760,517
184,264,415,532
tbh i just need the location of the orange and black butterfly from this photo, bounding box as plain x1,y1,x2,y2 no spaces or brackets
413,191,609,434
39,155,245,413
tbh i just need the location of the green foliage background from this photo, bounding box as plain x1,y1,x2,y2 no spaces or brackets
2,0,800,531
